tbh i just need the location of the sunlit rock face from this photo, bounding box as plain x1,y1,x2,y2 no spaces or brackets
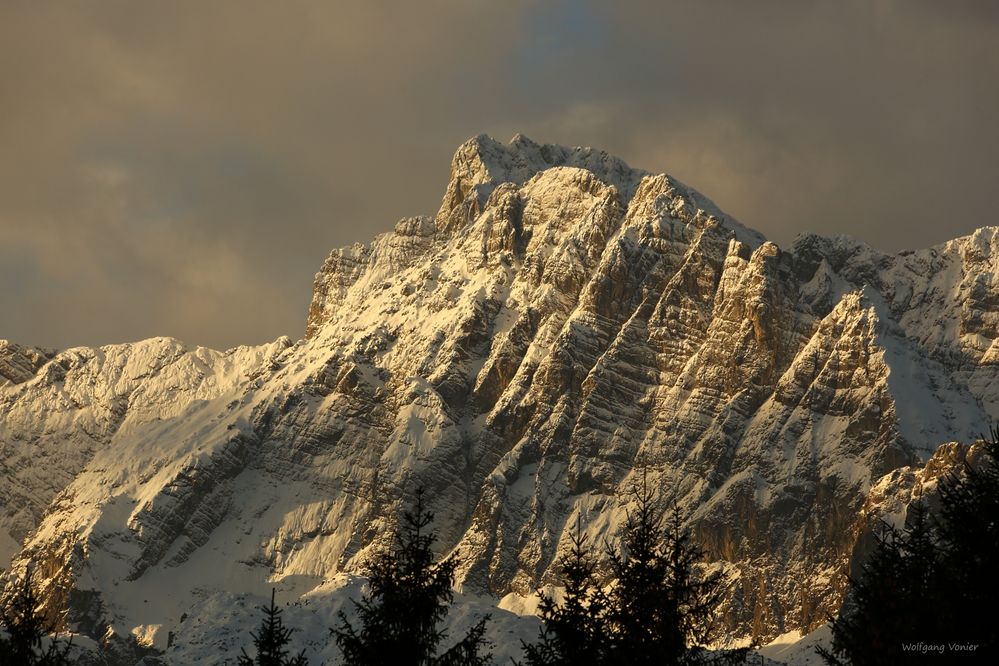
2,135,998,661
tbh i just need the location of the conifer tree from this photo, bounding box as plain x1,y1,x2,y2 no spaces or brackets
817,503,941,666
603,473,737,665
0,564,73,666
935,425,999,652
819,426,999,664
521,518,609,666
605,475,675,664
238,588,308,666
332,488,492,665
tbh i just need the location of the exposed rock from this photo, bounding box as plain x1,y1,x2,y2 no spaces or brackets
2,135,998,662
0,340,56,387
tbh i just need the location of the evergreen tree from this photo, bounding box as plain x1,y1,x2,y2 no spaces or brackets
604,473,737,665
521,518,609,666
819,426,999,664
332,488,492,665
935,425,999,652
605,478,676,665
660,499,730,658
0,564,73,666
817,503,942,666
237,589,308,666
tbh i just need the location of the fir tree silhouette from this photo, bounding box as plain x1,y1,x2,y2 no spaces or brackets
238,589,308,666
332,488,492,665
521,517,609,666
0,564,73,666
604,472,741,665
819,426,999,664
935,425,999,653
817,502,942,666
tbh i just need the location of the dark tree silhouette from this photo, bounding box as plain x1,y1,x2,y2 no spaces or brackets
935,426,999,653
0,564,73,666
817,503,942,666
604,473,739,665
521,518,609,666
238,588,308,666
819,427,999,664
332,488,492,665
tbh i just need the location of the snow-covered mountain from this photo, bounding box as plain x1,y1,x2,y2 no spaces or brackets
2,134,997,664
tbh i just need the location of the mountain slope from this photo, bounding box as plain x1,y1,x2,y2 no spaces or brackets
2,134,997,663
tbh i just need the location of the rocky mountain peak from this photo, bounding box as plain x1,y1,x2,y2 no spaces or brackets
3,136,999,663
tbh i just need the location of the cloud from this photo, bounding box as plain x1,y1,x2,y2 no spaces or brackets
1,0,996,348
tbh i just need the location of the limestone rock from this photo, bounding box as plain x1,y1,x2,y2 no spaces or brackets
2,135,998,662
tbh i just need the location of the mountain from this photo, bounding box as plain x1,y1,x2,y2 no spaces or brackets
2,134,997,664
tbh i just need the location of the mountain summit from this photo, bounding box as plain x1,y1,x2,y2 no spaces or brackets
2,135,998,663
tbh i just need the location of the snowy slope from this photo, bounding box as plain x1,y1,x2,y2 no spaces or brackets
2,134,997,663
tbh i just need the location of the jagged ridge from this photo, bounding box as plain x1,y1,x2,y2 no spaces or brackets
2,134,998,663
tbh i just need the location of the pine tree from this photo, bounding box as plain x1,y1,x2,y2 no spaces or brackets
521,518,609,666
661,499,730,658
935,425,999,652
819,426,999,664
605,474,675,664
0,564,73,666
332,488,492,665
604,473,736,665
817,502,941,665
237,589,308,666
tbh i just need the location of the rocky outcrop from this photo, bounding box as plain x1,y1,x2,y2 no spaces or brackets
0,340,56,387
2,135,998,662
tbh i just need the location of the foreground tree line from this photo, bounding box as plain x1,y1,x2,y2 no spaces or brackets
0,477,739,666
819,428,999,665
236,431,999,666
4,429,997,664
239,480,747,665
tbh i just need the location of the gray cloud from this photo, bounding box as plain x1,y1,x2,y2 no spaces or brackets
1,0,996,349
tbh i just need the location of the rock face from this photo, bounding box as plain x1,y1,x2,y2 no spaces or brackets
2,134,998,662
0,341,56,387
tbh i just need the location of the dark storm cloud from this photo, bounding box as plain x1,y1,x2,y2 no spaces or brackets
1,1,996,349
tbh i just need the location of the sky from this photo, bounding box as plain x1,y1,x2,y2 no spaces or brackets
1,1,997,350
